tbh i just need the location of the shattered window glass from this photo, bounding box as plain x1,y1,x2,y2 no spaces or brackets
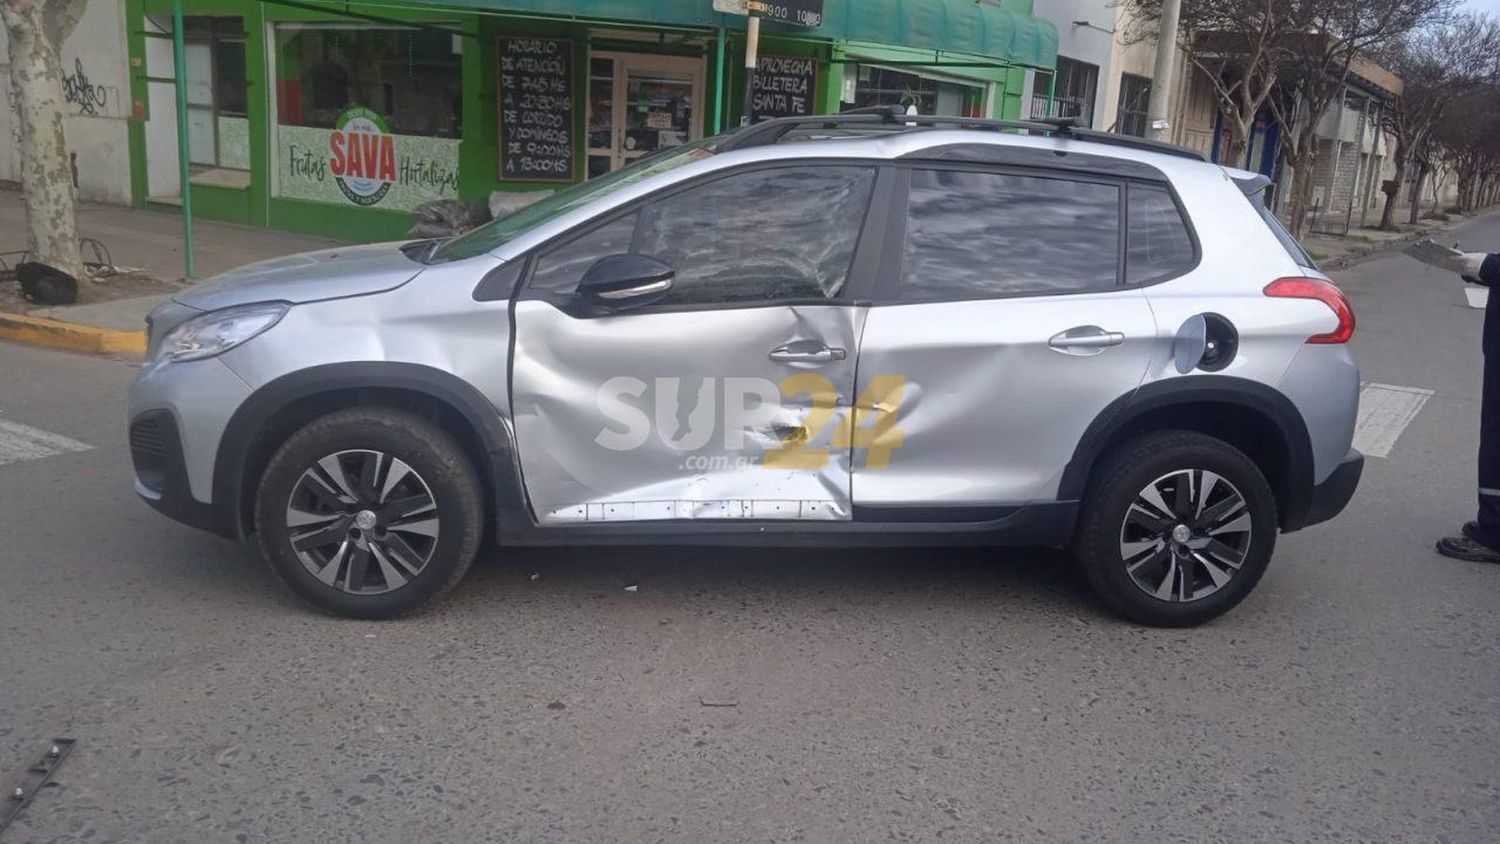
635,166,876,305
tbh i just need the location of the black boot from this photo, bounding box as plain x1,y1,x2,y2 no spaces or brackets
1437,531,1500,563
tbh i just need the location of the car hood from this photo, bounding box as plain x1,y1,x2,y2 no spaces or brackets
171,241,424,311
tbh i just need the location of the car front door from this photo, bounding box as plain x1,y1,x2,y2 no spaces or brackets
510,163,883,524
851,165,1190,515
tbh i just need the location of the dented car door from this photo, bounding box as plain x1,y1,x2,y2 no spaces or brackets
510,164,883,524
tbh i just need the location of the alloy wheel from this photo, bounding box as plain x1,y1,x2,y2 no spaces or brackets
1118,469,1252,603
284,449,440,594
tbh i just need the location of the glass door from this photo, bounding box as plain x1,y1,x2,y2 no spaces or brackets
587,52,703,178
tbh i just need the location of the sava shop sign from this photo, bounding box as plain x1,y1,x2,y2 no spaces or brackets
277,107,460,211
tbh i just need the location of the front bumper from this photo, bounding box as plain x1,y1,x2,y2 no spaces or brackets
128,356,253,539
130,410,236,537
1290,448,1363,531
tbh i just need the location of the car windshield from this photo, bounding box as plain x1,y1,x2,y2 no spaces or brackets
428,140,717,263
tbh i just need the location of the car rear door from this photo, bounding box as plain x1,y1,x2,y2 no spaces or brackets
510,163,885,524
850,164,1183,516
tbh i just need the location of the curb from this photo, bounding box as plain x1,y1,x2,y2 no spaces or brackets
0,311,146,356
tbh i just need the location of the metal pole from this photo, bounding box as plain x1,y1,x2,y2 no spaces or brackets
1046,67,1056,117
1146,0,1181,140
740,15,759,126
171,0,195,279
714,27,726,132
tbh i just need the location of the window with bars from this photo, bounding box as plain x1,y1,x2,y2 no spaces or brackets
1116,74,1151,137
1029,58,1100,128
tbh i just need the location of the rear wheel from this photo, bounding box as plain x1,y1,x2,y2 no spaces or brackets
1074,431,1277,627
255,407,483,618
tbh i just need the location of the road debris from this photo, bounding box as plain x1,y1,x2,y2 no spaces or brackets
624,584,639,593
700,697,738,707
0,739,75,834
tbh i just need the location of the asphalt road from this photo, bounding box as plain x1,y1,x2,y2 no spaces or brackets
2,217,1499,843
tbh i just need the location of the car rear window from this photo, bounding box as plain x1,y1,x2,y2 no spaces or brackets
1125,183,1195,284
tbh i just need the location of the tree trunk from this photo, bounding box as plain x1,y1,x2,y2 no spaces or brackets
1285,126,1321,238
1407,161,1428,226
1,0,84,281
1379,153,1406,230
1224,135,1249,169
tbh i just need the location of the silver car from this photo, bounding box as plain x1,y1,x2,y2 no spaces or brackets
128,109,1362,626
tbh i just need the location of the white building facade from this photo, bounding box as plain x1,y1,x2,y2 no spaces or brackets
1023,0,1117,129
0,0,134,205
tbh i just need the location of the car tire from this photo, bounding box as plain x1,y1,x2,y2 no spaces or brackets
1074,430,1277,627
254,407,484,619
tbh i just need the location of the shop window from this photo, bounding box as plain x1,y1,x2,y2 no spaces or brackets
274,25,463,138
1116,74,1150,138
900,168,1120,299
152,15,248,173
841,64,984,117
1030,59,1099,128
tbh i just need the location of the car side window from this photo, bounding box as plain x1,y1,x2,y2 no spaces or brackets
527,165,876,305
899,168,1121,300
1125,183,1195,284
530,211,641,295
634,165,876,305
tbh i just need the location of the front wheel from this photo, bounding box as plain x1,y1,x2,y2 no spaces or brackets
254,407,483,619
1074,431,1278,627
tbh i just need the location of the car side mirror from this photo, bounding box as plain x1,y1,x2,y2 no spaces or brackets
577,254,674,308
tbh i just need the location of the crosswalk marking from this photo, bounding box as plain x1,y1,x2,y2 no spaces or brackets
1353,383,1433,459
0,416,92,465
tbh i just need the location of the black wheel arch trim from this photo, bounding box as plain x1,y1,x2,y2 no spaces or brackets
213,362,524,539
1058,376,1318,532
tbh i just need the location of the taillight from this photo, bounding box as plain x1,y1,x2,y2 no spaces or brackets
1263,276,1355,344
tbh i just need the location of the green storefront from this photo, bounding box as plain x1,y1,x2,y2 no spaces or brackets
125,0,1058,241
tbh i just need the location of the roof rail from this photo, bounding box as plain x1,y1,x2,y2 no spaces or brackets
715,106,1206,162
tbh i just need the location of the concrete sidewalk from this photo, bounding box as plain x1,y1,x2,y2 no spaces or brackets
1,187,345,345
0,186,343,282
1303,214,1474,268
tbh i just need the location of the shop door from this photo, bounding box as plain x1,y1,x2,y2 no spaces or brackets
587,52,703,178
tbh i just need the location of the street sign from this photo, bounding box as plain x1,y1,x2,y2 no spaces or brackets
712,0,748,14
747,0,823,27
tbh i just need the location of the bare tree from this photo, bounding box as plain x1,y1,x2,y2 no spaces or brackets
1375,13,1500,229
1,0,88,280
1269,0,1451,237
1123,0,1294,165
1432,86,1500,212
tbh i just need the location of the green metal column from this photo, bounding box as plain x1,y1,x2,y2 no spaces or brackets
171,0,195,278
714,27,726,133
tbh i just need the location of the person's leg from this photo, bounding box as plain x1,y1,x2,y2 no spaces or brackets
1440,287,1500,561
1476,350,1500,547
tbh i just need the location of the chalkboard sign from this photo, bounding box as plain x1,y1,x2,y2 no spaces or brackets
497,36,575,182
751,54,818,121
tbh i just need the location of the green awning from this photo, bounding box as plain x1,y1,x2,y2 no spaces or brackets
410,0,1058,69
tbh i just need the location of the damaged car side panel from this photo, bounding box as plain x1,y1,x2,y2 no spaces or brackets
510,301,865,523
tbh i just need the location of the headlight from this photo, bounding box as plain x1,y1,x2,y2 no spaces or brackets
158,302,288,362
